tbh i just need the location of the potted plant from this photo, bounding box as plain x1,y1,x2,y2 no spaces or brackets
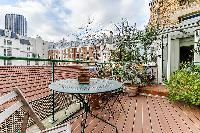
122,63,144,96
109,19,160,96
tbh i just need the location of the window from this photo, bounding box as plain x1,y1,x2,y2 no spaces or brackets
27,60,30,65
27,47,30,51
7,40,12,45
7,60,12,65
4,39,6,45
7,48,12,56
27,53,30,57
4,49,6,56
35,61,39,65
4,60,12,65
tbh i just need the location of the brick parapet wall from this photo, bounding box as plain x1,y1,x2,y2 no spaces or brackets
0,66,80,102
0,65,97,133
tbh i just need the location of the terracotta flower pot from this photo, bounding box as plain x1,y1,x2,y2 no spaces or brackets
125,84,138,97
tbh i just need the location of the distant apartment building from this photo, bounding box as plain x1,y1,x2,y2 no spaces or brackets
48,32,115,65
0,29,49,66
5,14,27,36
48,44,101,66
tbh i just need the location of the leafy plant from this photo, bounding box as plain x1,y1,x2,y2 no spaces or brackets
166,64,200,106
110,19,160,85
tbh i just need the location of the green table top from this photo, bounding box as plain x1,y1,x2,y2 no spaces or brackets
49,78,123,94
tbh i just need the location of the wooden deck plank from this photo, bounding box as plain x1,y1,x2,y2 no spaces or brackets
113,97,132,133
152,97,172,133
122,97,136,133
177,103,200,129
71,117,81,132
172,102,200,133
70,111,83,132
102,96,129,133
72,108,103,133
69,95,200,133
132,96,143,133
88,96,123,133
142,96,152,133
161,98,191,133
190,107,200,120
157,97,182,133
146,96,163,133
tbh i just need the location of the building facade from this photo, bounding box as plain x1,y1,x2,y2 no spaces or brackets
48,32,115,66
149,0,200,83
5,14,27,36
48,44,102,66
149,0,200,27
0,29,49,66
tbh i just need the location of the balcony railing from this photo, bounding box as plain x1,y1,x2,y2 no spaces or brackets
0,56,161,133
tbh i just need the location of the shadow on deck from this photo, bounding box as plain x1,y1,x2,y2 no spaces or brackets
71,95,200,133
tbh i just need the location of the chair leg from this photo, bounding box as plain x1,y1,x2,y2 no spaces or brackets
101,92,126,118
101,95,115,115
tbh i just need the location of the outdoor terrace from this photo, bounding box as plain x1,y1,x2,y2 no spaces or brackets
0,56,200,133
70,95,200,133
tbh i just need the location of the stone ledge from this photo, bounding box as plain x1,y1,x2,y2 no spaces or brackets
26,102,80,133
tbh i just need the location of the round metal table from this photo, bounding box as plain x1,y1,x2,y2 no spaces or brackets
49,78,123,133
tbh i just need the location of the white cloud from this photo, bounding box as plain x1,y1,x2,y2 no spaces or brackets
0,0,150,41
61,0,150,31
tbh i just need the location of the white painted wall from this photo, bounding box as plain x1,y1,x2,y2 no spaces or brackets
0,35,31,66
194,30,200,64
29,36,50,65
0,30,50,66
170,39,180,73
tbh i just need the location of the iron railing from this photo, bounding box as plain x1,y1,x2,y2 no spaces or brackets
0,55,158,132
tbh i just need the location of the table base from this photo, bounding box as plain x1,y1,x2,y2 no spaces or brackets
66,94,118,133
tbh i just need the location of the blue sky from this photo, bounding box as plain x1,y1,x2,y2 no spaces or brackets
0,0,150,41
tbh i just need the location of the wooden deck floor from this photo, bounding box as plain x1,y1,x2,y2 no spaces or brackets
70,95,200,133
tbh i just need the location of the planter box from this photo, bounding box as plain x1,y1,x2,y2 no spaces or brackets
159,91,168,97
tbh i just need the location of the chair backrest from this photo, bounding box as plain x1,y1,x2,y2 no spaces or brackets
0,88,45,132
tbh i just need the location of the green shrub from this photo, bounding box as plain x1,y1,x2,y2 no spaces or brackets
166,64,200,106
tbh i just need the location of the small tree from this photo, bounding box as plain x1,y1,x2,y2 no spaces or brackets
110,19,160,84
